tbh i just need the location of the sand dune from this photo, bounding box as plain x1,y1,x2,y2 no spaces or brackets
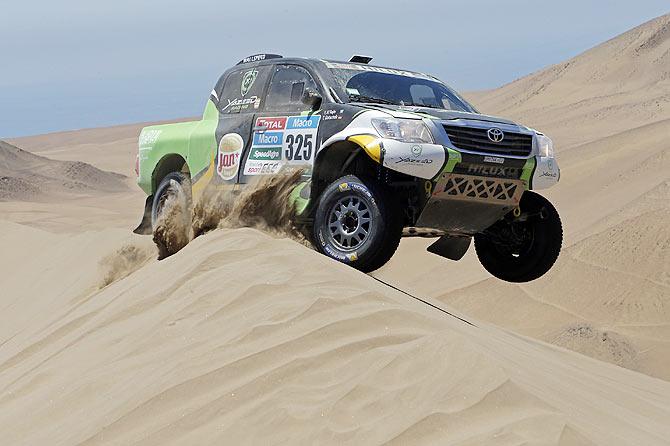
468,13,670,150
0,140,127,201
1,227,669,445
1,12,670,446
378,13,670,379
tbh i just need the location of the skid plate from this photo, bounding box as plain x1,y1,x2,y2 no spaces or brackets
415,174,524,235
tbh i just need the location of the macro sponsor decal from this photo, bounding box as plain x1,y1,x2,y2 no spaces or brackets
253,131,284,146
241,69,258,96
217,133,244,180
243,115,321,176
284,116,320,164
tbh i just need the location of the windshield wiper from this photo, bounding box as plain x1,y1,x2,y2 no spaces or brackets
348,94,398,105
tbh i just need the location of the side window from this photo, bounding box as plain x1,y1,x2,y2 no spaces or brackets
219,66,270,114
265,65,319,112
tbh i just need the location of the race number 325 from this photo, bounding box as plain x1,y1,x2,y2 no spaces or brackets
283,115,321,165
285,134,313,161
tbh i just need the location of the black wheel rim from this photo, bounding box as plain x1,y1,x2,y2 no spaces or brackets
326,195,372,251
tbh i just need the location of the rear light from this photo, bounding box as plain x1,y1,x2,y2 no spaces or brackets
135,155,140,177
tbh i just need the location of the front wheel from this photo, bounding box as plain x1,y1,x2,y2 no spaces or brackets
312,175,402,273
474,191,562,282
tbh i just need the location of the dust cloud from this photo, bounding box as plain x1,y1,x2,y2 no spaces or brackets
154,170,307,259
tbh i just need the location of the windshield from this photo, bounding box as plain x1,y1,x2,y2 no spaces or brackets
326,62,477,113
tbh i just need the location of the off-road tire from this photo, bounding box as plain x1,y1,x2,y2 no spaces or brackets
312,175,403,273
474,191,562,282
151,172,192,230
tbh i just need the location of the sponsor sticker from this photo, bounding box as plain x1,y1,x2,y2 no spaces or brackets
241,69,258,96
253,131,284,146
217,133,244,180
325,61,432,80
249,147,281,161
256,116,287,131
221,96,261,113
244,115,321,175
539,170,558,178
139,129,162,148
338,182,350,192
322,109,344,121
243,160,282,176
483,156,505,164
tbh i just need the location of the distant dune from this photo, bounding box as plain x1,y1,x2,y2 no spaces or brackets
420,13,670,380
467,13,670,150
1,13,670,446
0,140,127,201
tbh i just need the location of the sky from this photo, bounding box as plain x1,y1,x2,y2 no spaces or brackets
1,0,668,138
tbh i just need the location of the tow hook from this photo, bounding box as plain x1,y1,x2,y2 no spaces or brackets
513,208,548,222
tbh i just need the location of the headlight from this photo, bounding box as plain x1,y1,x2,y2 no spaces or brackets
536,133,554,157
371,118,434,144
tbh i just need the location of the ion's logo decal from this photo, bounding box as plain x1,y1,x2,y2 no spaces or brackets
241,69,258,97
243,115,321,176
217,133,244,180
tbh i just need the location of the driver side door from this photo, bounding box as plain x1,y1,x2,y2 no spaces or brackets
239,64,323,184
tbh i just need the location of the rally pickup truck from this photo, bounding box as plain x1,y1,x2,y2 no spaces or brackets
134,54,562,282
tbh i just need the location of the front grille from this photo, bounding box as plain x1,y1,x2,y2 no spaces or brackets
443,125,533,157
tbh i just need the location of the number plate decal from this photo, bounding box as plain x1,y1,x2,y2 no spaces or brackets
244,115,321,176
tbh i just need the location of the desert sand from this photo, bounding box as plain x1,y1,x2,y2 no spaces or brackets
1,13,669,446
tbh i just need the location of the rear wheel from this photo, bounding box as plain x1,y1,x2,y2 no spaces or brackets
151,172,192,258
312,175,402,273
474,191,562,282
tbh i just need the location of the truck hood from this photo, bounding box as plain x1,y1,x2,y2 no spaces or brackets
354,104,519,126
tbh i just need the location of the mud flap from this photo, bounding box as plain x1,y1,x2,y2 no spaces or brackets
133,195,154,235
427,235,471,261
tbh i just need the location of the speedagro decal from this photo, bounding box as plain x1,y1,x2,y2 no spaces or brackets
243,115,321,176
241,69,258,96
217,133,244,181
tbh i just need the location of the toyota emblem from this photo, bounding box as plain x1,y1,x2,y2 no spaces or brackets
487,128,504,143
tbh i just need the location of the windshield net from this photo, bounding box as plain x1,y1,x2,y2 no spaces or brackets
326,62,476,112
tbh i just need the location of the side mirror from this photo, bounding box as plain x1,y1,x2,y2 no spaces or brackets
301,88,322,110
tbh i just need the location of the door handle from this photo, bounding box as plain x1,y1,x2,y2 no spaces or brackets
253,125,268,132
